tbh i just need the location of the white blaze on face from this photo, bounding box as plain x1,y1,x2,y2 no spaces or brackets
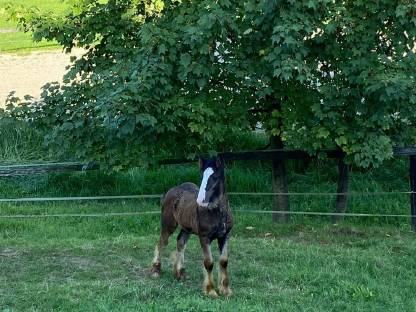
197,167,214,207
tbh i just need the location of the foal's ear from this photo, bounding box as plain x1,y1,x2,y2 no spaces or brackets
198,157,205,170
215,156,223,169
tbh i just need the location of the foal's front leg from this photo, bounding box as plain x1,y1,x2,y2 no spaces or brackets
218,236,232,297
200,237,219,298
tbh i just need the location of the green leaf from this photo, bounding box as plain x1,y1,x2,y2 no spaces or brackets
180,53,192,68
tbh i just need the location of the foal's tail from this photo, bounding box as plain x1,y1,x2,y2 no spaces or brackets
159,193,167,225
160,193,166,210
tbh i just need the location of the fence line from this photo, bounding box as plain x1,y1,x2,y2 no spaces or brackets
230,191,415,196
0,195,162,203
1,150,415,229
0,210,412,219
0,211,160,219
237,210,412,218
0,191,413,203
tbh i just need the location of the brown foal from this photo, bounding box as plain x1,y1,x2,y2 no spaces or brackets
151,157,233,297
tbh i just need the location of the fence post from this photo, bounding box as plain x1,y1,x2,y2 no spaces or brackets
332,158,349,223
272,157,290,222
410,156,416,231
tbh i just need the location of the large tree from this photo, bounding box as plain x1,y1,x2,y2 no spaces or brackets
4,0,416,168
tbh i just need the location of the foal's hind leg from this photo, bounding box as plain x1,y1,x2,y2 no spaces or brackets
173,229,190,281
151,222,177,277
217,236,232,297
200,237,219,298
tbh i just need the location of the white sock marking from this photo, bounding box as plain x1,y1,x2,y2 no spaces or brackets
152,245,159,264
197,167,214,207
176,246,186,272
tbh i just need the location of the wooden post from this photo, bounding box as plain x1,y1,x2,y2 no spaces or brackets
410,156,416,231
272,157,290,222
270,135,290,222
267,94,290,223
332,158,349,224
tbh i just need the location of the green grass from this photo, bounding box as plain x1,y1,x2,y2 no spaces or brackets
0,31,61,53
0,119,48,164
0,0,68,52
1,210,416,311
0,0,67,28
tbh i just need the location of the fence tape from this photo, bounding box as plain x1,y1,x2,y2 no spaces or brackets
0,191,414,203
235,210,413,218
0,210,413,219
0,192,414,219
0,195,162,203
230,191,415,196
0,211,160,218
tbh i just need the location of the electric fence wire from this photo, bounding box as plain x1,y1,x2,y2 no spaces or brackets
0,191,414,219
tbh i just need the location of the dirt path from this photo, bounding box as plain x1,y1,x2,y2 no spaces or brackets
0,49,83,107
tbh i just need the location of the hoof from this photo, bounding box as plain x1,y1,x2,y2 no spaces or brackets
219,286,233,297
204,288,219,298
150,263,161,278
174,268,186,281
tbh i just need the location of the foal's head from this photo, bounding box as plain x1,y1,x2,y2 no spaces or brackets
196,157,225,208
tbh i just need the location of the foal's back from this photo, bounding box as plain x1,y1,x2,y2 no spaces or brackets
161,182,200,234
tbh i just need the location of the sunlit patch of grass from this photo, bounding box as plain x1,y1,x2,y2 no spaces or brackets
0,31,60,53
0,0,68,52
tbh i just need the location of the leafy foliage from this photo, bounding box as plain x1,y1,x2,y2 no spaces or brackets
3,0,416,167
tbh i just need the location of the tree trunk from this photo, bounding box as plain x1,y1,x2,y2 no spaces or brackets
271,136,290,222
332,159,349,224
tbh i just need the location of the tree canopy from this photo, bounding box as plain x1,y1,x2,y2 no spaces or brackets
3,0,416,168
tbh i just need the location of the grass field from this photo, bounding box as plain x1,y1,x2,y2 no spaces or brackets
1,119,416,311
0,0,68,52
1,163,415,311
1,204,416,311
